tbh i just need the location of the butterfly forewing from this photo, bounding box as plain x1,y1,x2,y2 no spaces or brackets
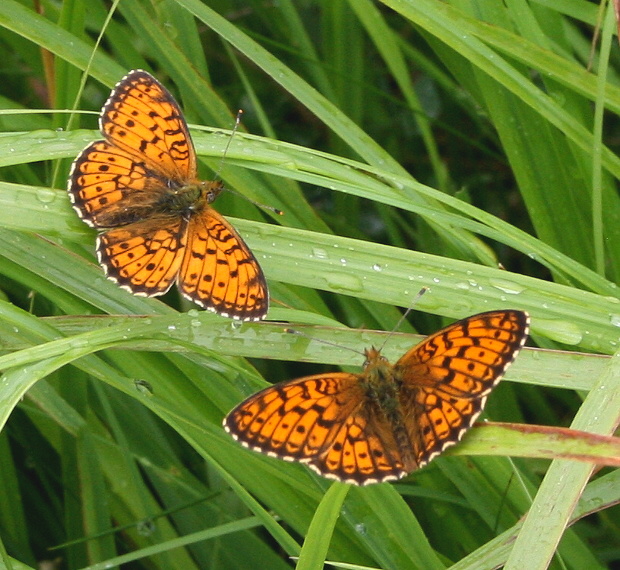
100,70,196,181
395,310,530,396
224,373,363,461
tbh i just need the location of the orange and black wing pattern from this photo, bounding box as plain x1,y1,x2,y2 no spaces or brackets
224,373,363,461
394,310,530,468
96,216,187,297
180,208,268,320
223,368,415,485
97,69,196,182
68,70,194,228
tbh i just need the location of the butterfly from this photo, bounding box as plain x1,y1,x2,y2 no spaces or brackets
68,69,268,320
224,310,529,485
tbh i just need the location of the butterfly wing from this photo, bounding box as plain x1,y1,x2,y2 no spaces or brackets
99,69,196,182
224,373,365,463
69,140,176,229
68,70,196,228
395,310,530,467
69,70,269,313
180,204,268,320
225,311,529,484
97,216,187,296
306,408,410,485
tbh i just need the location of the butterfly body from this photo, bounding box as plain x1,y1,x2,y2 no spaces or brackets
69,70,268,320
356,348,417,470
224,310,530,485
149,180,221,218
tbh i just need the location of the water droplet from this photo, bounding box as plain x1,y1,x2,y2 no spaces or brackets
136,519,155,536
372,264,382,272
134,379,153,395
312,247,328,260
36,188,56,204
536,318,583,345
610,314,620,327
340,258,347,266
167,325,176,331
489,278,525,295
325,272,364,293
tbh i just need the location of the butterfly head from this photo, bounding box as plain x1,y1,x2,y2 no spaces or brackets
173,179,224,215
362,347,392,375
201,179,225,204
363,346,384,363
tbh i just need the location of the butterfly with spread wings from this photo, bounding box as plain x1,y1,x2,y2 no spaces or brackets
68,70,268,320
224,310,529,485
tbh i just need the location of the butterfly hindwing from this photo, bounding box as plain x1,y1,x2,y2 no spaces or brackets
97,216,187,296
180,202,268,320
69,140,171,228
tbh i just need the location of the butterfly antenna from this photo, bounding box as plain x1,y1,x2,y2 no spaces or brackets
378,286,430,352
214,110,242,178
215,110,283,217
284,328,366,358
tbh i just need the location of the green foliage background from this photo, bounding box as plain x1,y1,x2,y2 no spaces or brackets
0,0,619,568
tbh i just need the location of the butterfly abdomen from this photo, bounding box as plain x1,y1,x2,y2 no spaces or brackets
96,193,175,227
358,354,417,470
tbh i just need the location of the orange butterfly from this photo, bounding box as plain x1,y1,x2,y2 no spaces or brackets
68,70,268,320
224,310,529,485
